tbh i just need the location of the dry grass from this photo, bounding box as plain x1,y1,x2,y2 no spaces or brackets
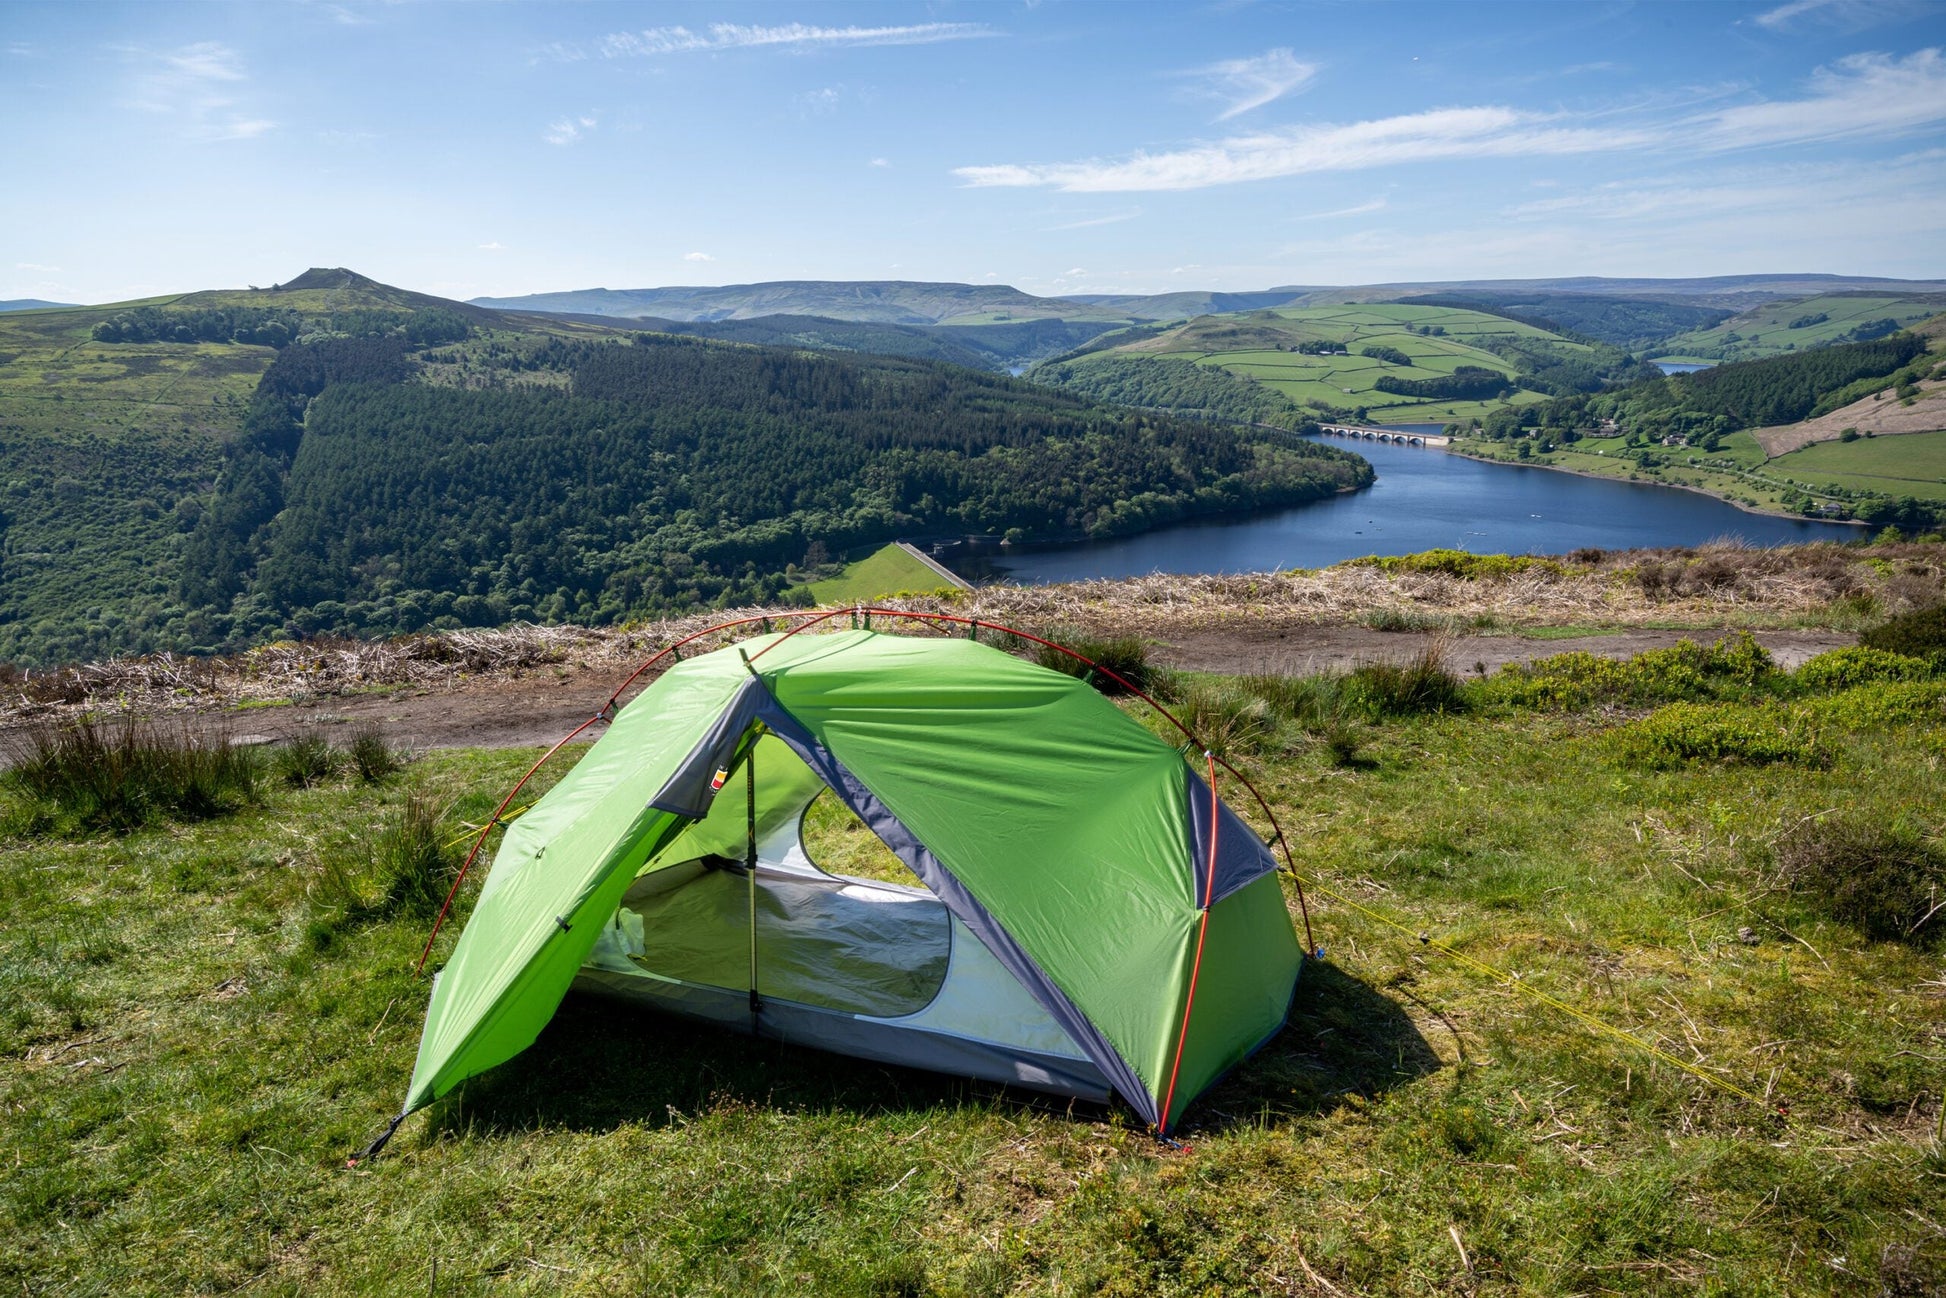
2,542,1938,721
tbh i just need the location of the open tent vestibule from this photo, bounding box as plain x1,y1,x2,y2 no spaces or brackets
387,623,1306,1146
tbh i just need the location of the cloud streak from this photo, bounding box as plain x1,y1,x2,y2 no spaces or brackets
956,47,1946,191
544,113,598,145
123,41,275,141
598,22,993,58
1184,48,1316,120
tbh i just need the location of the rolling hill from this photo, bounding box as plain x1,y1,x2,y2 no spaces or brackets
1654,292,1946,362
0,269,1367,666
1033,302,1628,425
472,280,1136,326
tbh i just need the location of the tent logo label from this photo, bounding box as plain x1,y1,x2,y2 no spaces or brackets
709,766,729,791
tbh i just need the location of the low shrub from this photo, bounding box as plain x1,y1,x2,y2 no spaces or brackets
2,715,261,833
1774,815,1944,945
1795,646,1934,692
345,723,403,783
1801,681,1946,730
1355,549,1562,580
273,733,339,787
1612,702,1827,770
1860,604,1946,660
1480,633,1779,710
1031,628,1151,695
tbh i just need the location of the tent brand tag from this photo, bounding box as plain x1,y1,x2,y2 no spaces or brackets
709,767,729,791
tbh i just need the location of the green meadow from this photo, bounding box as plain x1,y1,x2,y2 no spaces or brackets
1657,295,1945,363
5,626,1944,1294
1071,303,1584,424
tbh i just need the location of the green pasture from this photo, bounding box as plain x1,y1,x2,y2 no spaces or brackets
1771,429,1946,503
803,543,961,603
5,634,1944,1294
1071,303,1587,423
1658,295,1944,362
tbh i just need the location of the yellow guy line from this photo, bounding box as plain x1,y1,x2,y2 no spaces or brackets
1301,877,1769,1108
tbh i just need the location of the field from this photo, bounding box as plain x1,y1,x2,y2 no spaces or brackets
1657,294,1946,363
1068,304,1584,424
1772,428,1946,503
803,543,964,603
4,610,1944,1294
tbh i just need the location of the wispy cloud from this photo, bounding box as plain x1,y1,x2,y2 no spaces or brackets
544,112,598,146
16,262,60,273
801,86,841,115
1304,197,1389,219
684,251,714,262
596,22,993,58
1752,0,1931,30
1182,48,1317,121
478,242,506,251
1046,209,1142,231
956,47,1946,191
868,156,892,168
122,41,275,141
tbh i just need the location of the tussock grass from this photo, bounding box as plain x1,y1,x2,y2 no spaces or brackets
1,713,259,833
5,642,1946,1293
1029,626,1151,694
345,722,404,783
272,731,338,787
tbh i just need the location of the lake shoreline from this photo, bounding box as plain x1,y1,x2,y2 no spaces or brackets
1444,443,1871,529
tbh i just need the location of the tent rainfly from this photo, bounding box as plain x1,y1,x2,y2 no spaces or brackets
384,625,1306,1145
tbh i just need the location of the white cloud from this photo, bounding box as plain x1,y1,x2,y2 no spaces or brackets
1183,48,1317,121
15,262,60,272
123,41,275,140
1752,0,1930,30
1046,210,1142,231
868,156,891,167
684,251,714,262
801,86,841,114
544,113,598,145
598,22,993,58
956,47,1946,192
1304,197,1389,218
478,241,507,251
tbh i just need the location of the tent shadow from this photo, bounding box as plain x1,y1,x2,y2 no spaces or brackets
1181,959,1445,1136
425,992,1064,1140
427,960,1440,1142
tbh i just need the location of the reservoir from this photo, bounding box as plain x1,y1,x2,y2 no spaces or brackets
949,434,1862,584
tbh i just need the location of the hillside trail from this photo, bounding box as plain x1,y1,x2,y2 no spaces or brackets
195,624,1854,754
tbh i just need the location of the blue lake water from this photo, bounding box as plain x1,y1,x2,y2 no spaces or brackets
947,435,1861,584
1652,361,1716,374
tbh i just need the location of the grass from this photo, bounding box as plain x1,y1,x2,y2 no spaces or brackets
5,639,1946,1293
1657,294,1944,362
1772,429,1946,504
803,543,962,605
1,714,262,834
1073,303,1582,423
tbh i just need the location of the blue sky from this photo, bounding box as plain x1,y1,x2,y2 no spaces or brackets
4,0,1945,304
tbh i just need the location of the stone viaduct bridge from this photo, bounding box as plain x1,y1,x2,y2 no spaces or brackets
1317,424,1450,447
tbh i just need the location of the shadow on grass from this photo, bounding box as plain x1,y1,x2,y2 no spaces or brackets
429,959,1438,1141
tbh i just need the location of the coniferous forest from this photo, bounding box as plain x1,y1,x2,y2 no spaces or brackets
173,332,1367,649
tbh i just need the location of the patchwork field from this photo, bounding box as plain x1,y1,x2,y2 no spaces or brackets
1066,303,1586,424
1657,293,1946,363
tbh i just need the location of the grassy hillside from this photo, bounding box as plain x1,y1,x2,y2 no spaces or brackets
0,270,1366,666
801,543,959,603
1657,293,1946,362
1039,303,1610,424
5,627,1944,1292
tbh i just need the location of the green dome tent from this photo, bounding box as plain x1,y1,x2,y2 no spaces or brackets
384,623,1306,1147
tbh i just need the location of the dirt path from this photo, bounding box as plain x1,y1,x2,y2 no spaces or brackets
184,625,1854,754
